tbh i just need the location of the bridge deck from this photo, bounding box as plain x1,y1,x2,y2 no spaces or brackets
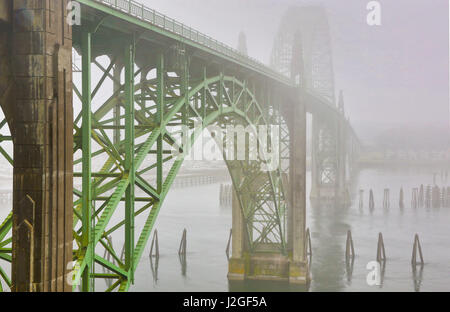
78,0,293,86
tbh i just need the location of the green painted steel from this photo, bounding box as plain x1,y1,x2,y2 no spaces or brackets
72,52,288,290
81,30,94,292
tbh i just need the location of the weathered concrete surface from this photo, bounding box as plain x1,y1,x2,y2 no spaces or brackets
0,0,12,123
228,252,309,283
1,0,74,292
288,93,310,284
0,0,9,23
228,167,246,281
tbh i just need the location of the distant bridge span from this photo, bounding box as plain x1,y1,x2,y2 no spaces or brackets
0,0,360,291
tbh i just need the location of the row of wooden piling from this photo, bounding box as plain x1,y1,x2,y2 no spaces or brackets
305,228,424,266
148,228,188,260
172,175,216,188
410,184,450,208
220,184,233,206
359,185,450,210
148,229,188,282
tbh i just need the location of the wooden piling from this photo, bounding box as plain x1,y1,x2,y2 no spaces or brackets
412,188,418,209
399,187,404,209
359,189,364,209
345,230,355,262
305,228,312,257
383,188,390,210
178,228,187,255
225,229,232,259
411,234,424,266
376,232,386,263
432,185,441,208
425,185,431,208
150,229,160,259
369,189,375,211
419,184,424,207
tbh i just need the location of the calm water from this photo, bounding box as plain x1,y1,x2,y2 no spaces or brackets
130,166,450,292
0,166,449,292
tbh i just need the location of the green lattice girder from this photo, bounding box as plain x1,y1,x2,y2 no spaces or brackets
68,32,290,290
0,46,290,292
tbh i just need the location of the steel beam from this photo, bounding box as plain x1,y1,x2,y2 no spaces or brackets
81,30,93,292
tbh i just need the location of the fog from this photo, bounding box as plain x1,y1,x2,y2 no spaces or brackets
141,0,449,147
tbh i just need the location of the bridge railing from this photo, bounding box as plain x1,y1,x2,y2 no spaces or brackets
94,0,292,84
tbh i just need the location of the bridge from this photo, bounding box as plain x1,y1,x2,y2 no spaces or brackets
0,0,360,291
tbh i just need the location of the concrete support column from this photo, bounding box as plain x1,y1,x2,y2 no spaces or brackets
228,167,246,280
231,187,244,259
288,93,309,284
10,0,73,291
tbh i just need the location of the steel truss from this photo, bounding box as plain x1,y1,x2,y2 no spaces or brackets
0,30,289,291
270,6,354,195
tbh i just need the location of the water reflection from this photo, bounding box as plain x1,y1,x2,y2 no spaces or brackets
309,198,352,292
150,255,159,284
228,280,309,292
179,253,187,277
412,264,424,292
87,166,450,292
345,257,354,284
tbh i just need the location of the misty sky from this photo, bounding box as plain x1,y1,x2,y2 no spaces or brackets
140,0,449,134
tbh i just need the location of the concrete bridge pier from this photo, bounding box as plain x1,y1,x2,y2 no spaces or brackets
0,0,73,291
228,95,310,285
227,169,247,281
287,94,310,284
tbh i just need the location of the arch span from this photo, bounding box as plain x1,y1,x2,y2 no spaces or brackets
69,47,291,291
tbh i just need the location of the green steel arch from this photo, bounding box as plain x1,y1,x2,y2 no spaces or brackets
0,38,290,291
72,46,290,291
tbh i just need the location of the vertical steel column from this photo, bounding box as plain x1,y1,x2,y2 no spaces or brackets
202,67,207,120
113,63,123,145
124,40,135,282
219,72,224,115
182,56,189,126
156,52,164,192
81,30,93,292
